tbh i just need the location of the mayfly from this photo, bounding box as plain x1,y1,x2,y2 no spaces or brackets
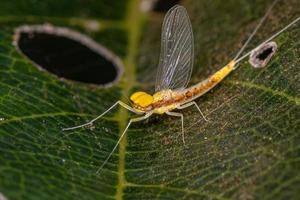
63,2,300,174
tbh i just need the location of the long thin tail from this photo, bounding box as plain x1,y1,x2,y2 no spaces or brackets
233,0,280,61
235,16,300,65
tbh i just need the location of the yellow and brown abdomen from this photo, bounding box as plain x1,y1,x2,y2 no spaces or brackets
181,60,236,103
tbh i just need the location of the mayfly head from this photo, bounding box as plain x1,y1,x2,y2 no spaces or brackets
130,91,154,111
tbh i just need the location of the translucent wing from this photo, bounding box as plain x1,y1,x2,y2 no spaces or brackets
155,5,194,92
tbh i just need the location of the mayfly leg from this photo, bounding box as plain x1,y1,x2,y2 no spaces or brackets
166,111,185,145
96,111,153,174
62,101,143,131
177,101,208,121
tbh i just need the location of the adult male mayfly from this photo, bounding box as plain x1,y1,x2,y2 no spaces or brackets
64,2,300,173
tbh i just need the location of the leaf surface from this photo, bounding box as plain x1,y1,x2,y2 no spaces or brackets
0,0,299,200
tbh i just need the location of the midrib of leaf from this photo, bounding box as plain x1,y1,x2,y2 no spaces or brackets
116,0,143,199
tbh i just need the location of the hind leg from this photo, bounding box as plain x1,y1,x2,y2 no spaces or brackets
178,101,208,121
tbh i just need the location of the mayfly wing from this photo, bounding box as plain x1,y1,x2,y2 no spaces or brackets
155,5,194,92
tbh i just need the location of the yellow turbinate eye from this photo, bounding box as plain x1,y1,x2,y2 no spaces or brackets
130,91,154,107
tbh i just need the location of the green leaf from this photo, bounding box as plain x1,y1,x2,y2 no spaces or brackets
0,0,299,200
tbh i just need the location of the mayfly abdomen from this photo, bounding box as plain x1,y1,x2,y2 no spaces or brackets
181,61,236,103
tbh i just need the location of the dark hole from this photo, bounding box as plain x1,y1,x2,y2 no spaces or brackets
15,27,122,86
256,47,274,61
249,41,277,68
153,0,181,12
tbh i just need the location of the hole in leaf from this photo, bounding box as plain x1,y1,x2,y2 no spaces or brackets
13,24,123,87
249,41,277,68
256,47,273,61
153,0,181,12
